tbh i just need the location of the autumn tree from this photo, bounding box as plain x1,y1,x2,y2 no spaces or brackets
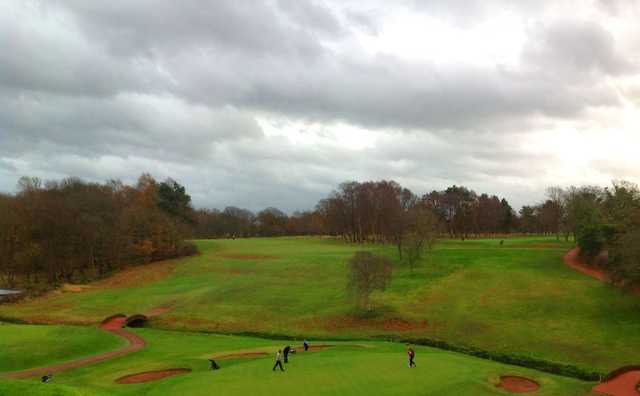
256,207,288,236
0,174,196,292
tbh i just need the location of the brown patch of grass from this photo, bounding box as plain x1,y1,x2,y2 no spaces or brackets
323,315,428,333
146,305,173,317
509,243,563,249
59,284,93,293
206,267,258,275
220,254,279,261
496,376,540,393
92,260,178,289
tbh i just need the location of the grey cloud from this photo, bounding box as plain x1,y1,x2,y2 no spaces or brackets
522,19,635,77
342,9,380,35
0,159,17,172
1,0,639,212
2,1,631,133
0,3,159,96
56,0,340,59
595,0,640,16
0,91,263,162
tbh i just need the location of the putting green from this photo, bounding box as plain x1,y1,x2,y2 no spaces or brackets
0,326,593,396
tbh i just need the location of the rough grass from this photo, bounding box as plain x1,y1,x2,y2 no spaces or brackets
1,236,639,372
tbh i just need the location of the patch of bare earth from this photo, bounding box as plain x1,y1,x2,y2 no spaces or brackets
496,376,540,393
115,368,191,384
324,315,428,333
93,260,179,289
146,302,178,317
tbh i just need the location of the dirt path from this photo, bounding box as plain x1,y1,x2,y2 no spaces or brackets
564,249,640,395
564,248,608,281
4,316,146,379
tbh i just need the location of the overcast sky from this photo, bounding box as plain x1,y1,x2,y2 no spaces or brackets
1,0,639,212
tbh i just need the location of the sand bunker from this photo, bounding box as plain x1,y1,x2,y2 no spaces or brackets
115,368,191,384
593,368,640,396
496,376,540,393
301,344,333,351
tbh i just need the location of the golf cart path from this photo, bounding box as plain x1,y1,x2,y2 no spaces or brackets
564,248,608,281
4,316,145,379
564,249,640,396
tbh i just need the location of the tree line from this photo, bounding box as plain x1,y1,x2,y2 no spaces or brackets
0,174,196,291
196,181,517,241
3,173,639,292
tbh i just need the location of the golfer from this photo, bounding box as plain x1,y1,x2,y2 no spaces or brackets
303,339,309,351
283,345,291,363
273,350,285,372
407,347,416,368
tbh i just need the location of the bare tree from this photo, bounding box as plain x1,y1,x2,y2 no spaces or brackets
346,251,392,312
402,206,439,273
546,186,566,240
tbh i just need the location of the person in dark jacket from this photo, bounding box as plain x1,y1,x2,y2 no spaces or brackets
303,339,309,351
283,345,291,363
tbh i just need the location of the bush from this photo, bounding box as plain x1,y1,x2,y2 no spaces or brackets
177,241,199,257
576,224,605,259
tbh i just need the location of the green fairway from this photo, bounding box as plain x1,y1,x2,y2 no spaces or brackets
0,326,593,396
0,323,125,373
1,236,639,374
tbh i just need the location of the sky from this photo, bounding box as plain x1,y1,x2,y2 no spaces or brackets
1,0,639,212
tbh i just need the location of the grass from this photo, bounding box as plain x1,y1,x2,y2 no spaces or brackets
0,323,125,373
1,236,639,374
0,326,593,396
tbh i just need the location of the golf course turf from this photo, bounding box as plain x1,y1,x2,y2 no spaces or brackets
1,236,639,395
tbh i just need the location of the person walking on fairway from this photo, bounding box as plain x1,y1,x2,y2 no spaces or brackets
273,350,285,372
303,339,309,352
283,345,291,363
407,346,416,368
